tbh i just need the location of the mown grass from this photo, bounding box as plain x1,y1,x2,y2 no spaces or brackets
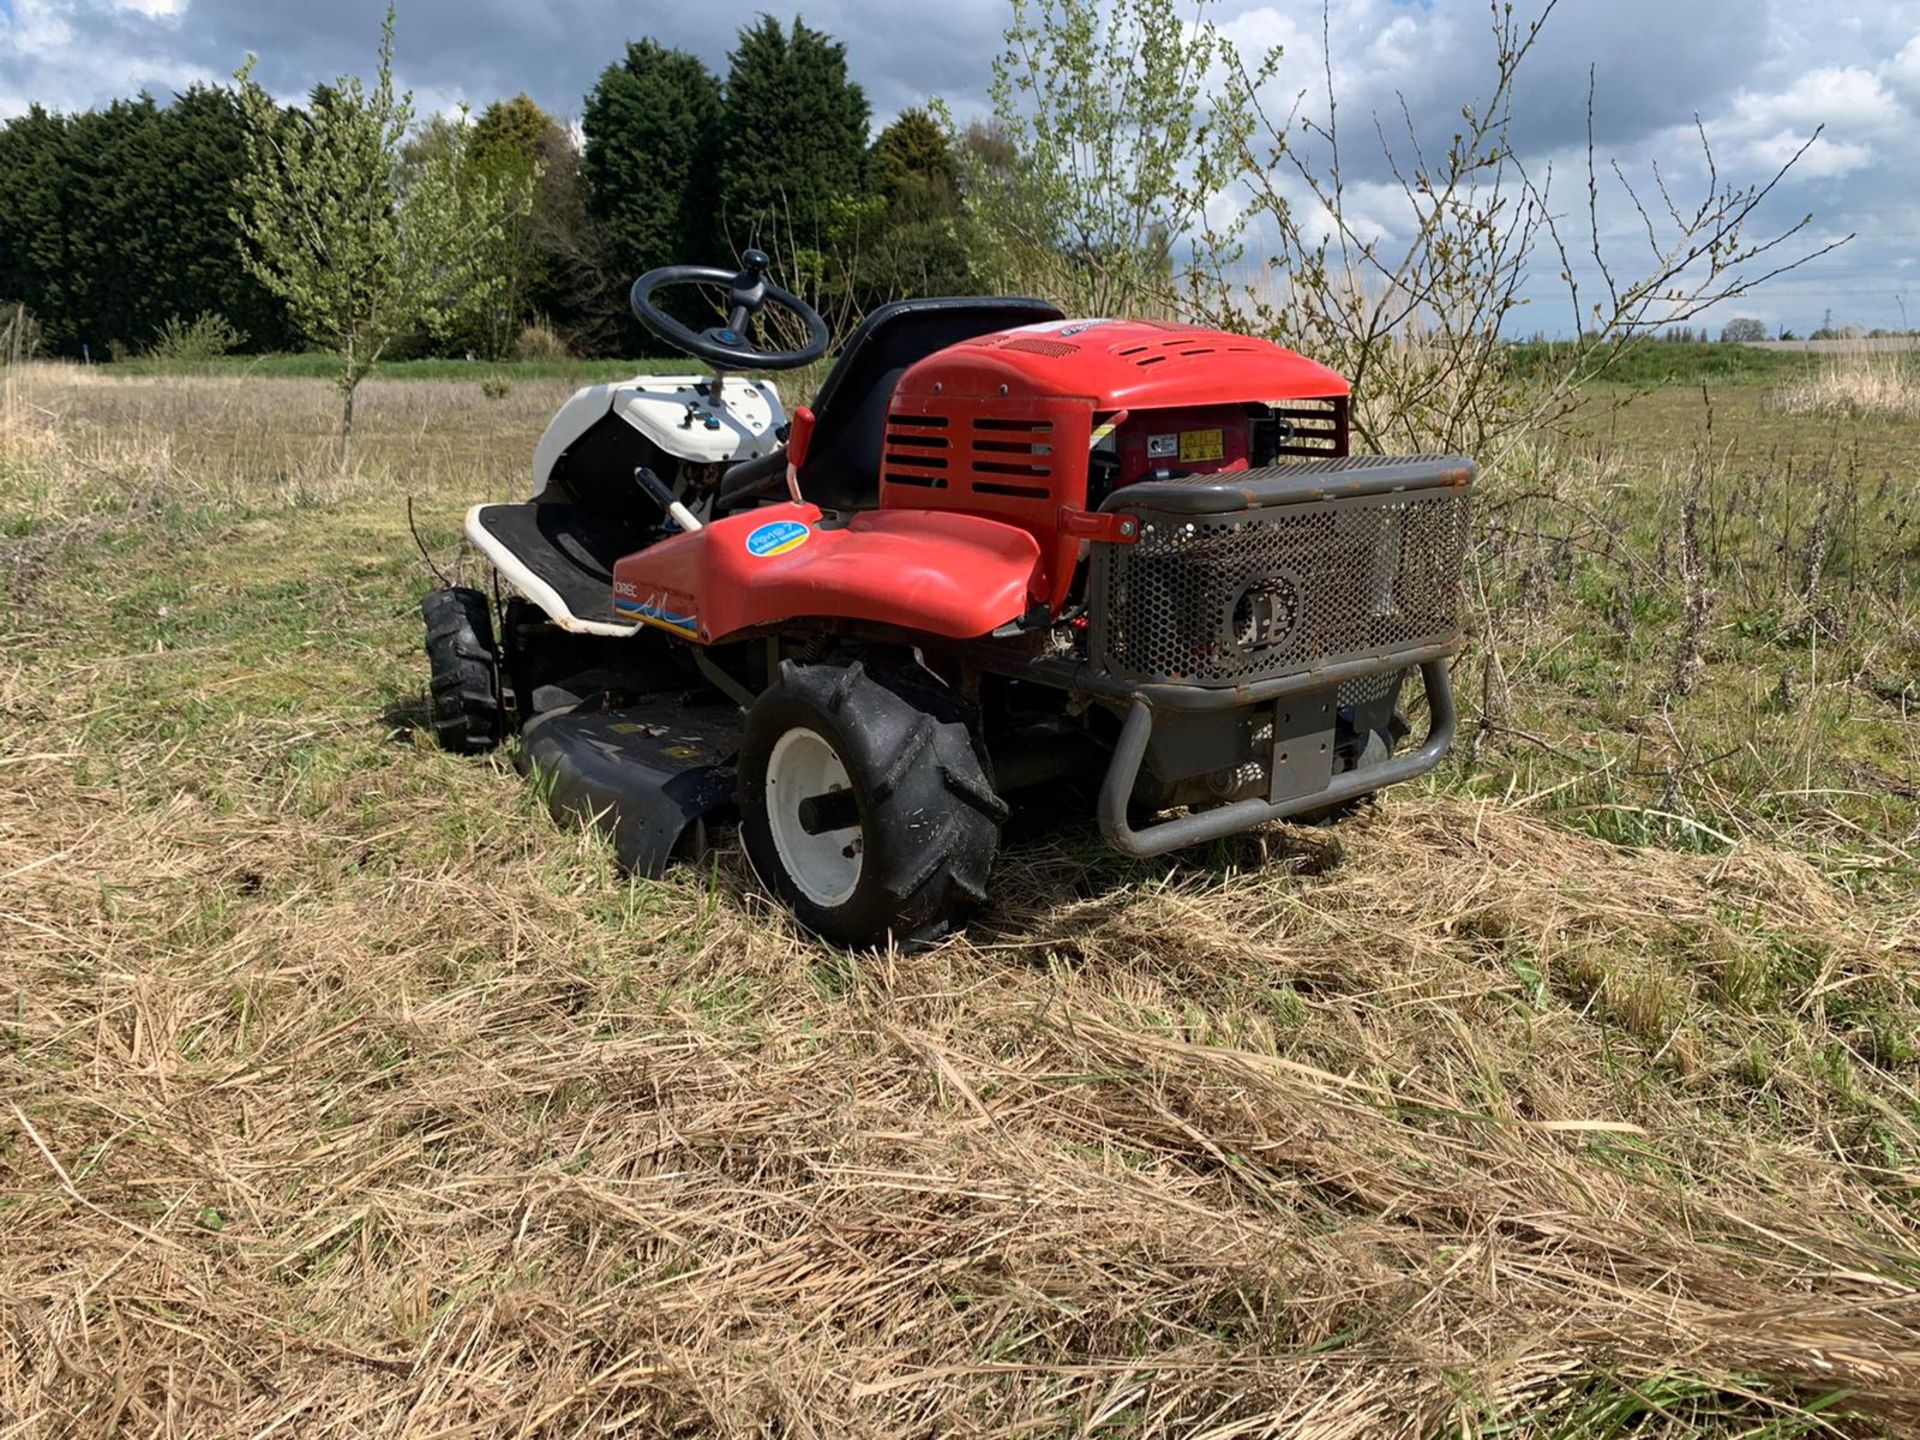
1,362,1916,1437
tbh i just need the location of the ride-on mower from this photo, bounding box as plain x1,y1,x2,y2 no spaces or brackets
422,252,1473,946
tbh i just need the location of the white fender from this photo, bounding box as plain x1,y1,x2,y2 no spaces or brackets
531,374,785,499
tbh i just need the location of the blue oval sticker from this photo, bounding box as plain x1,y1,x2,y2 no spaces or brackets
745,519,810,557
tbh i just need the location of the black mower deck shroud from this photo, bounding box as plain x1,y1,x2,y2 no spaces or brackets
517,696,740,874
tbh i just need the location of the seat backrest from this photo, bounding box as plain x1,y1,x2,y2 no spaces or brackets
795,296,1065,513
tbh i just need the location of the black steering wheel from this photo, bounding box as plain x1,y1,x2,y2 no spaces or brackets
628,250,830,371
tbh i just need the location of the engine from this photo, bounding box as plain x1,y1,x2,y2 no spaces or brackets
877,317,1353,612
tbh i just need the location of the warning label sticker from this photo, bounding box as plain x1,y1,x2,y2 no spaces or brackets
1179,429,1225,463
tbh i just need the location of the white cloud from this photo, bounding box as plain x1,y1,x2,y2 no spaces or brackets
1730,65,1903,135
5,0,77,56
1745,130,1874,178
1884,35,1920,98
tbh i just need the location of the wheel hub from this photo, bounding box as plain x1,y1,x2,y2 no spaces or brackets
764,727,863,907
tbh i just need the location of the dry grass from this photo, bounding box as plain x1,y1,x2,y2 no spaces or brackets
2,366,1918,1437
1776,348,1920,420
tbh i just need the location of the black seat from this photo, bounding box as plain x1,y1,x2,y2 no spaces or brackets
719,296,1065,514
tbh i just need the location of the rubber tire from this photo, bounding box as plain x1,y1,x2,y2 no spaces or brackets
422,587,503,754
740,657,1006,949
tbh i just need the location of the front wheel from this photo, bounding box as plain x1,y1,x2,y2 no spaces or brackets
739,657,1005,948
422,587,503,753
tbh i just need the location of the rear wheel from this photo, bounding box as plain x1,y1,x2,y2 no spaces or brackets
422,586,503,753
740,657,1005,948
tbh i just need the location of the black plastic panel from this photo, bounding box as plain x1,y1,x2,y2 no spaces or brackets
1105,454,1473,515
475,502,649,622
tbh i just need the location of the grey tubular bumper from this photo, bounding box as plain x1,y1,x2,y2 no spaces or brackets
1096,656,1458,858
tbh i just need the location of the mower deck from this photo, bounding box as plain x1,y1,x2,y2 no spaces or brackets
516,693,741,875
467,503,644,637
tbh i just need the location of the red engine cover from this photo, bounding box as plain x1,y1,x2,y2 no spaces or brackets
879,318,1348,611
895,317,1348,413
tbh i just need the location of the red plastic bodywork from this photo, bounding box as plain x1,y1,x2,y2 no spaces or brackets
910,317,1349,414
610,318,1349,642
611,502,1043,643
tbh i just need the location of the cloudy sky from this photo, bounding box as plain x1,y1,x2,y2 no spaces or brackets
2,0,1915,333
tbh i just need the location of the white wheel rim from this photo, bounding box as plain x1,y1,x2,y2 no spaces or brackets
765,726,864,908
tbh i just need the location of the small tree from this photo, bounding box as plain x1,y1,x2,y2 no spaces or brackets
952,0,1238,317
145,311,248,363
1720,318,1769,343
1201,1,1843,455
972,0,1841,457
231,7,531,468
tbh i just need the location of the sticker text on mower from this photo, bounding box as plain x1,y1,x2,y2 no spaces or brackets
1179,429,1225,463
744,520,810,557
612,584,699,635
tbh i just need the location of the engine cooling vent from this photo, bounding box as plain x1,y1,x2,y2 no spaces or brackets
963,416,1055,498
998,337,1081,358
882,413,951,489
1111,333,1272,368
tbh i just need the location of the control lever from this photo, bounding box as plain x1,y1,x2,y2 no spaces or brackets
633,466,703,533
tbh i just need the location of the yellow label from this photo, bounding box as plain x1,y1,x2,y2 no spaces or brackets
1179,428,1224,463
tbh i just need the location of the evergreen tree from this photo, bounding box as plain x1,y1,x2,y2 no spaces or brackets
865,108,973,300
873,107,955,202
148,87,296,349
582,40,723,285
0,106,79,351
470,93,552,176
0,89,292,357
717,17,871,256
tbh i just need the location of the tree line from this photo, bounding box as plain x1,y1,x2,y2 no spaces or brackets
2,0,1833,473
0,14,971,363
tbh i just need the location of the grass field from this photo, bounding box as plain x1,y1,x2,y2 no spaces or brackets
100,352,691,383
2,360,1916,1437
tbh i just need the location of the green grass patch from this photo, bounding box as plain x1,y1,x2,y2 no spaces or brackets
1508,339,1814,386
96,351,693,382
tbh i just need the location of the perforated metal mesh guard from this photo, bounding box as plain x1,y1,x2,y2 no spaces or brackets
1089,458,1471,686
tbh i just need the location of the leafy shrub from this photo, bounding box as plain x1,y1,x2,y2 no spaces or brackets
512,321,570,362
146,311,249,362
